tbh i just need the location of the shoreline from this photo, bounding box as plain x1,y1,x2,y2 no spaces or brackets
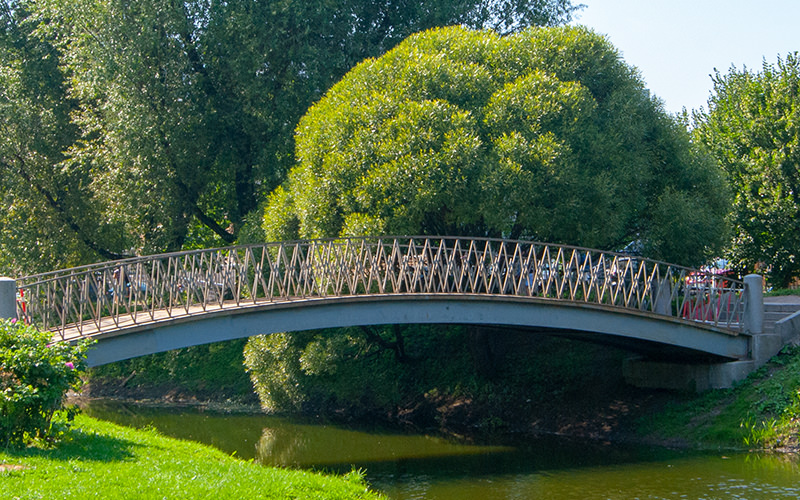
72,377,800,455
67,388,697,452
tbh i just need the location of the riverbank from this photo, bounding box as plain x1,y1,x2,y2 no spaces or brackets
640,346,800,453
0,413,386,499
80,342,800,455
83,334,659,442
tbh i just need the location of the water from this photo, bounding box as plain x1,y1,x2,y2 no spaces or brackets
81,400,800,499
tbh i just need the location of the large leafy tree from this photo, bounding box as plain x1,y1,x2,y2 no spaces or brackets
694,54,800,288
0,2,126,273
0,0,578,274
265,26,729,266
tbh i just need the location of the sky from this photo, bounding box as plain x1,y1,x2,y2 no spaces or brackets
570,0,800,115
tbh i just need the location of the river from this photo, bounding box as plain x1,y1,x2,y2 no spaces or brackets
81,400,800,499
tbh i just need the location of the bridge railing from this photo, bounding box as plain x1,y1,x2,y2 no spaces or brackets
16,237,747,339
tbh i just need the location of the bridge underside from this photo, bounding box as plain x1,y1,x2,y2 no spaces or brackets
85,295,749,367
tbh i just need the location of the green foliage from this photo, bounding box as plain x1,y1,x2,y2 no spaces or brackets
244,325,474,416
0,2,121,274
0,319,90,446
268,26,729,266
0,0,578,273
741,417,780,448
243,325,629,433
765,288,800,297
244,328,412,415
244,333,310,412
694,53,800,287
90,340,254,402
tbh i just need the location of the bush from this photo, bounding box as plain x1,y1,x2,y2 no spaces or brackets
0,319,90,446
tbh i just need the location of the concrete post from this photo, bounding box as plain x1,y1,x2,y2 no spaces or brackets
0,277,17,320
654,278,672,316
743,274,764,335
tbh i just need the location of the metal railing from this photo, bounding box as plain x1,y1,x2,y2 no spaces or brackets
16,236,747,340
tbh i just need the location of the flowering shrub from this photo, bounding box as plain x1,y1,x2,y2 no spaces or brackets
0,319,90,446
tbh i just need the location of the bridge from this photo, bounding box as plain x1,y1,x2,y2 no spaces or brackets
4,236,796,390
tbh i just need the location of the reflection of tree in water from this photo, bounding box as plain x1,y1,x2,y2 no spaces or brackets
255,427,309,467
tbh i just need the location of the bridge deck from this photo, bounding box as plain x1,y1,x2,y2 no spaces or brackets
55,293,742,343
73,293,750,367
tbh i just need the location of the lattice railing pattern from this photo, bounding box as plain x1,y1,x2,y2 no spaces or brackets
16,237,746,340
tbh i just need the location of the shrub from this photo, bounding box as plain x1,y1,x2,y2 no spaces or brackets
0,319,90,446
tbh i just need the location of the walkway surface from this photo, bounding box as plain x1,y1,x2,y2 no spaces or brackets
764,294,800,304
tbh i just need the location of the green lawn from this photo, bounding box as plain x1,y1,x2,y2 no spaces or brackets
0,414,386,500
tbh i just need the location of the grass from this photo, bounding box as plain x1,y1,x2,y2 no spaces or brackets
639,345,800,450
0,414,385,500
765,287,800,297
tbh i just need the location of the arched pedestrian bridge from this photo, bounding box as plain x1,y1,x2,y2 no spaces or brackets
12,236,779,389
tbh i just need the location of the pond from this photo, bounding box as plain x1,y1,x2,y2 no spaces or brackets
81,400,800,499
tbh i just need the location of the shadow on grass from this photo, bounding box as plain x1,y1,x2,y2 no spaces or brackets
4,428,139,463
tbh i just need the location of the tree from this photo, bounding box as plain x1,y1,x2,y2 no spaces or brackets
0,0,579,274
264,26,729,266
34,0,257,253
248,26,731,419
0,2,127,274
694,54,800,288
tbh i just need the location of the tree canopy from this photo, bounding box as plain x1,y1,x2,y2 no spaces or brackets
264,26,729,266
694,54,800,287
0,0,578,274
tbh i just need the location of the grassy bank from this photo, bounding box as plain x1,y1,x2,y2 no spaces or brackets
0,414,385,499
639,345,800,451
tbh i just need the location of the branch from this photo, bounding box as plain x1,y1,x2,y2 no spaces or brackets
189,194,236,244
359,325,410,363
6,156,128,260
158,137,236,245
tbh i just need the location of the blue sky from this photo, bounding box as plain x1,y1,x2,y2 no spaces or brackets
570,0,799,114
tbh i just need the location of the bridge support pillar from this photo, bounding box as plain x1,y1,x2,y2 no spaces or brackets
743,274,764,335
623,357,755,392
624,274,789,391
743,274,785,368
0,277,17,320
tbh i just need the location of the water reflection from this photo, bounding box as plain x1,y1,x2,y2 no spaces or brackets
81,400,800,500
255,421,513,468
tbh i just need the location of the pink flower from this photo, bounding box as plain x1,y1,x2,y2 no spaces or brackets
65,361,75,370
10,318,16,324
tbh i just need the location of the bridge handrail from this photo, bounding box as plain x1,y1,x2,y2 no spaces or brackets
16,236,747,339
